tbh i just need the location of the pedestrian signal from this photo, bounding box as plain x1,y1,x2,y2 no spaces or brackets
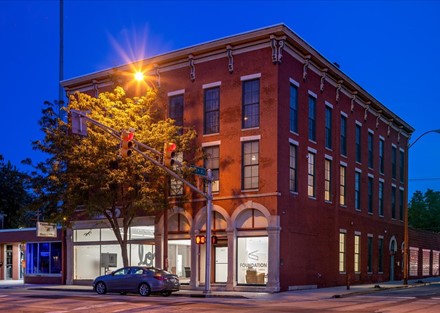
195,235,206,245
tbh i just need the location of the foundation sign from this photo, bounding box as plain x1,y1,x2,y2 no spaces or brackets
36,222,57,238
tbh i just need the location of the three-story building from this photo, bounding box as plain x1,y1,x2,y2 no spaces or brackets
62,24,415,292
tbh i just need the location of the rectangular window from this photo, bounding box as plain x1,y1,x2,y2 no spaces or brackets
290,84,298,133
355,171,361,211
325,158,332,201
204,87,220,134
368,132,374,168
354,234,361,273
289,143,297,192
242,79,260,129
340,115,347,156
308,151,316,197
378,238,384,273
392,145,397,179
236,236,268,285
368,176,373,214
325,106,332,149
169,94,184,129
339,232,346,273
242,141,259,189
433,251,439,276
340,164,346,206
399,189,404,221
355,123,362,163
399,149,405,183
26,242,62,275
367,236,373,272
391,186,397,219
423,250,431,276
204,146,220,192
308,96,316,141
379,138,385,174
410,247,419,276
379,181,384,216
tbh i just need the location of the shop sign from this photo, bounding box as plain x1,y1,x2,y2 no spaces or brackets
36,222,57,238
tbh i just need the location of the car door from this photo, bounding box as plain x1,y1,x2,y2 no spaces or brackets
106,267,131,292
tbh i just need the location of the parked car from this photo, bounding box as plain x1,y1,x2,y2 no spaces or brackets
93,266,180,297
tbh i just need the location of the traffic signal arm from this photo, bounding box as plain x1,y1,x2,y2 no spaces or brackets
69,110,210,199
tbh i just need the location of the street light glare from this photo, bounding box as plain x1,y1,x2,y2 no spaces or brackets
134,71,144,81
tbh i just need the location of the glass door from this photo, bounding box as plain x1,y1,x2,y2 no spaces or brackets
214,246,227,283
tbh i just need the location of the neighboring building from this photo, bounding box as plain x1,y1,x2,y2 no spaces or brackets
0,227,63,284
61,24,437,292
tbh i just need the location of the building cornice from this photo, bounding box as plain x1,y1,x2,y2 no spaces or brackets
61,23,414,137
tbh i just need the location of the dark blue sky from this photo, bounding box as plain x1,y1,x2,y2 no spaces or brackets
1,0,439,197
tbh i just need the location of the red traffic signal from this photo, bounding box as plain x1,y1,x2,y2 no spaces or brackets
164,142,177,167
120,130,135,158
195,235,206,245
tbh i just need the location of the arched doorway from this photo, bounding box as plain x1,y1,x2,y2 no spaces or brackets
389,236,398,281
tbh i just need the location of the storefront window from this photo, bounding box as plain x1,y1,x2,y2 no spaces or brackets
74,228,100,242
73,225,156,280
130,226,154,240
168,239,191,283
131,244,155,267
25,242,62,275
74,245,101,279
237,236,268,285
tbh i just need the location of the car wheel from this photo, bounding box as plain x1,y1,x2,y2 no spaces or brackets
161,291,172,297
138,283,151,296
95,281,107,295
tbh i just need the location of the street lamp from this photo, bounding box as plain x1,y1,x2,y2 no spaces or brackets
403,129,440,285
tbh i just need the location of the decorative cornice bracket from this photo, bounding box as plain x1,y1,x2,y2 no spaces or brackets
320,68,328,93
336,80,343,102
189,54,195,81
303,55,311,80
226,45,234,73
270,35,285,64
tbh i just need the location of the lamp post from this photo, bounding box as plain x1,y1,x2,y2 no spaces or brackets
403,129,440,285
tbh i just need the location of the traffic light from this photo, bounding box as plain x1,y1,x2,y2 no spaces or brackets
195,235,206,245
121,130,134,158
211,235,218,245
164,142,177,167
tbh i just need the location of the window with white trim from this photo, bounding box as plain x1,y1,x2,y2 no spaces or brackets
242,141,259,189
307,151,316,197
242,79,260,129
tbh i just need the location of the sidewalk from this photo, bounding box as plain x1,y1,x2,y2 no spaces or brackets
0,277,438,300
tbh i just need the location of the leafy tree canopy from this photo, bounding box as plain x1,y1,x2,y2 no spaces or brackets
28,86,197,266
0,155,33,228
408,189,440,232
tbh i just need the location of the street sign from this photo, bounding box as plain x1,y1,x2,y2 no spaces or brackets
191,165,207,176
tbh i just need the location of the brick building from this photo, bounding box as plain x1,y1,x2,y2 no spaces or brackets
61,24,438,292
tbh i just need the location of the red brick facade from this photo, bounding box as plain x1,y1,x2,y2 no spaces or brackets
61,24,439,291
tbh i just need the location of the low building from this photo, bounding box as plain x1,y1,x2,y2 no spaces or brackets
0,226,63,284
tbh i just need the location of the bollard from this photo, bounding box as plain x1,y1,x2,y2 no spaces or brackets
346,274,350,290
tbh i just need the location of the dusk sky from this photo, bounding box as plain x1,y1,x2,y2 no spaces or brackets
1,0,439,197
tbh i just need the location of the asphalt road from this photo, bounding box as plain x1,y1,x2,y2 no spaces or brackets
1,283,440,312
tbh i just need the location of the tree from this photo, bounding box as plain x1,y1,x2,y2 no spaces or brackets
29,86,197,267
0,155,33,228
408,189,440,232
